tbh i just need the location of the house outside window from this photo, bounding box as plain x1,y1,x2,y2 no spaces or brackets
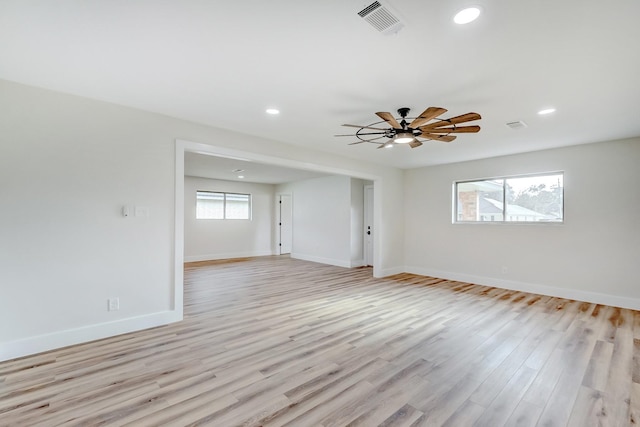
455,172,563,223
196,191,251,220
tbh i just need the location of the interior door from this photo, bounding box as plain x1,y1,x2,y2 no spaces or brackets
279,194,292,255
364,185,374,266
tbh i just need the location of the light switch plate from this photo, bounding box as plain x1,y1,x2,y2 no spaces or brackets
108,297,120,311
135,206,149,218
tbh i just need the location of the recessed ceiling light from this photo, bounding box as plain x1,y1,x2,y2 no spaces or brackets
538,108,556,115
237,175,245,179
265,108,280,115
454,7,481,24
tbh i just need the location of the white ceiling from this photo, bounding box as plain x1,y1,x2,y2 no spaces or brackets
184,152,327,184
1,0,639,170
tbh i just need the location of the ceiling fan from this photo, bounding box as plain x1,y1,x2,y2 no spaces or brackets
336,107,481,149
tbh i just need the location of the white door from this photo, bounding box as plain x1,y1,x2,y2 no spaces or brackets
279,194,292,255
364,185,374,266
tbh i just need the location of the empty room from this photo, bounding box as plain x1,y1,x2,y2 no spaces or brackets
1,1,640,426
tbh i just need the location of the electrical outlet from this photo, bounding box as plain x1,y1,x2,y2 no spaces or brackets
108,297,120,311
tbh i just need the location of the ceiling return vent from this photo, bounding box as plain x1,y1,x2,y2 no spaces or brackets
357,1,405,35
506,120,528,129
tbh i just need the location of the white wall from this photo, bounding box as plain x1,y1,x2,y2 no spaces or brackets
275,176,372,268
0,79,404,361
404,137,640,309
277,175,352,267
184,176,275,262
0,81,178,359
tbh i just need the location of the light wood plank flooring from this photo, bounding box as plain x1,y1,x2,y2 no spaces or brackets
1,256,639,426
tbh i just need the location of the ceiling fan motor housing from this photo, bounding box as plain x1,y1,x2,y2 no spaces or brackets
393,107,423,138
397,107,411,118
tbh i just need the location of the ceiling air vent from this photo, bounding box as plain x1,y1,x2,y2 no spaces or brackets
357,1,405,35
506,120,528,129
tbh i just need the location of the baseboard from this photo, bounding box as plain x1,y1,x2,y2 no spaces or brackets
376,266,406,278
0,310,182,362
290,255,403,278
404,266,640,311
184,251,275,263
290,253,351,268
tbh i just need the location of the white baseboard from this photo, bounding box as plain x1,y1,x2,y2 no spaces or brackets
290,255,403,278
0,310,182,363
291,253,351,268
376,266,406,278
404,266,640,311
184,251,275,263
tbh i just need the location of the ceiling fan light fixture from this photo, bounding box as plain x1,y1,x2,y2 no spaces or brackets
454,7,481,24
394,132,414,144
339,106,481,149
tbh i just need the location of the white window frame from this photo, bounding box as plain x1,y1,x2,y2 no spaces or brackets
196,191,252,220
453,171,564,224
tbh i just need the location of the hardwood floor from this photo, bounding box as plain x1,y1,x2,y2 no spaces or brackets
1,256,639,426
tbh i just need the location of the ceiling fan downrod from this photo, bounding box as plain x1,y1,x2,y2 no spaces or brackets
397,107,411,130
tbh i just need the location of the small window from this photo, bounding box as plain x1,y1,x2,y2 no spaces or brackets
196,191,251,220
454,172,563,223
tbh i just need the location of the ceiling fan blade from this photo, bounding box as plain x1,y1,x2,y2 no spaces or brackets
347,135,388,145
367,135,388,142
409,107,447,128
335,131,387,137
420,112,482,129
420,125,481,134
409,140,423,148
420,134,457,142
375,112,402,129
342,124,389,131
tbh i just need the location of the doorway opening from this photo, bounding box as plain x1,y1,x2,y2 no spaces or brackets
175,139,381,317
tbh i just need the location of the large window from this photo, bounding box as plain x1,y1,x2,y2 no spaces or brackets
454,172,563,223
196,191,251,219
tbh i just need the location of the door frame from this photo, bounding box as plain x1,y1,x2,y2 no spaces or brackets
364,184,374,267
277,193,292,255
